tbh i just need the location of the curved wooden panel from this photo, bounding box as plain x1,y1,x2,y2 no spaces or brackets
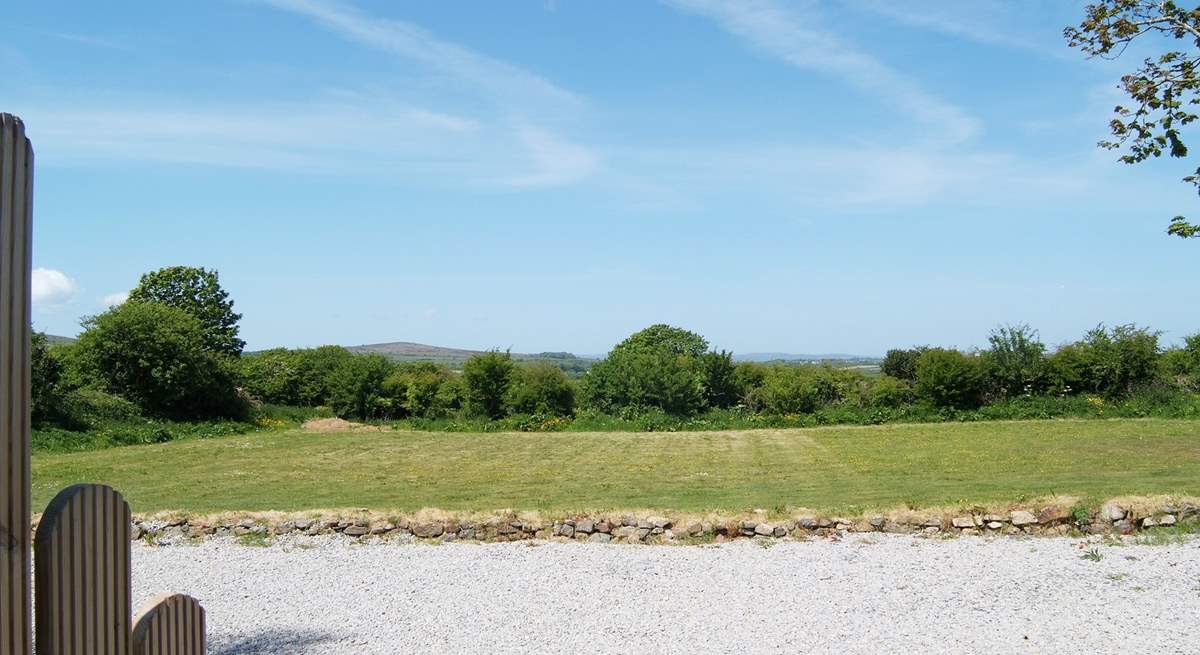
132,594,206,655
34,484,132,655
1,112,34,655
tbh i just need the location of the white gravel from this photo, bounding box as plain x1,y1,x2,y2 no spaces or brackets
131,534,1200,654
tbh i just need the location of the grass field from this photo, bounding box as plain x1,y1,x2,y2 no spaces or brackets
30,418,1200,515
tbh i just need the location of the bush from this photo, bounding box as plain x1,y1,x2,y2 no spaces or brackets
701,350,740,408
915,348,986,409
984,324,1047,397
864,375,915,408
326,354,395,419
584,348,706,416
881,347,925,381
239,348,304,405
31,332,65,425
508,362,576,416
1160,332,1200,389
72,302,247,419
1054,324,1161,396
463,351,516,419
744,365,857,414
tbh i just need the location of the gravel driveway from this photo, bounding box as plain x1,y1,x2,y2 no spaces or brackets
132,534,1199,654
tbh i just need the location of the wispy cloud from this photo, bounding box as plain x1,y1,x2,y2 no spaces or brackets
848,0,1064,57
26,28,131,51
664,0,979,143
258,0,582,112
20,96,600,189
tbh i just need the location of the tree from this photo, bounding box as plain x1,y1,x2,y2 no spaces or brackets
128,266,245,355
1066,1,1200,238
73,302,246,419
583,325,710,416
463,350,515,419
610,324,709,358
984,324,1047,397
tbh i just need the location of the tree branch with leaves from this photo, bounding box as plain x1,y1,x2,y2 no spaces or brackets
1066,0,1200,238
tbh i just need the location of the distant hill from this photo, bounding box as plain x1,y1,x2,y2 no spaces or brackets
43,334,76,346
734,353,880,363
347,341,595,375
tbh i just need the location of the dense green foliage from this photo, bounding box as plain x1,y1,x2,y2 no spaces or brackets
507,362,576,416
915,348,987,410
71,302,246,419
29,268,1200,450
127,266,245,355
463,350,516,419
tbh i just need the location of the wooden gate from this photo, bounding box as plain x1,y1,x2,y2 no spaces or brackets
0,113,207,654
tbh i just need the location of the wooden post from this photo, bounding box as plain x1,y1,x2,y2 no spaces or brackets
34,484,133,654
0,112,34,655
132,595,206,655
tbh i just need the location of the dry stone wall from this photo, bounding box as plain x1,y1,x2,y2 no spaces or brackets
68,500,1200,546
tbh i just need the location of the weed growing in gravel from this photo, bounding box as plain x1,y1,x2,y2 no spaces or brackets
236,532,271,548
1081,548,1104,562
1106,573,1128,582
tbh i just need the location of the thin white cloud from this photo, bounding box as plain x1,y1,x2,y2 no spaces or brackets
31,268,78,309
848,0,1065,57
499,126,599,188
258,0,582,111
101,291,129,308
27,29,131,51
664,0,979,144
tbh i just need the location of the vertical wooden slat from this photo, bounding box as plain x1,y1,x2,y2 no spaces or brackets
132,594,206,655
0,111,34,655
35,483,133,654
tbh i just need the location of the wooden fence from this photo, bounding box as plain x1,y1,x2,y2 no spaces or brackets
0,113,207,654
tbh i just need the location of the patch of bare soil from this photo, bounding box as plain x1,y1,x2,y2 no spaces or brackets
302,418,388,433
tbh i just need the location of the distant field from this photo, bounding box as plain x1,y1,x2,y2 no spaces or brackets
31,419,1200,515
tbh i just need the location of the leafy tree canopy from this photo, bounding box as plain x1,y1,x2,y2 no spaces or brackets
128,266,245,355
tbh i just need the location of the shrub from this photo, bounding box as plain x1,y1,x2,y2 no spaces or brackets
881,347,926,382
584,349,706,416
701,350,740,408
745,365,857,414
326,354,394,419
1160,332,1200,389
463,350,516,419
508,363,576,416
72,302,247,419
239,348,304,405
31,332,65,425
1057,324,1161,396
864,375,915,408
292,346,355,406
915,348,986,409
984,324,1047,397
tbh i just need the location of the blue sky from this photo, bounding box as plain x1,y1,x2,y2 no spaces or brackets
5,0,1197,355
